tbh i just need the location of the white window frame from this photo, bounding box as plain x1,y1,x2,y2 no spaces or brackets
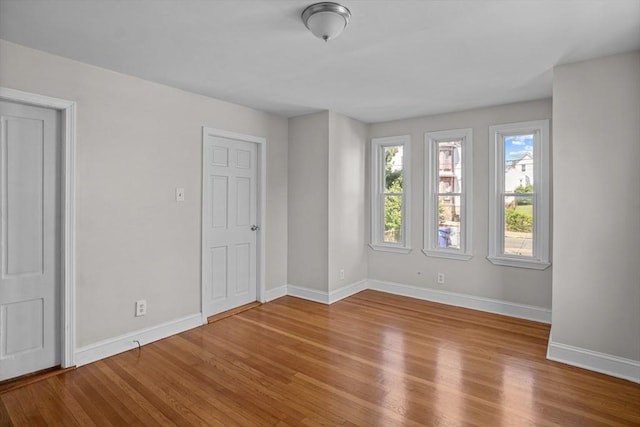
423,128,473,260
370,135,411,253
488,120,550,270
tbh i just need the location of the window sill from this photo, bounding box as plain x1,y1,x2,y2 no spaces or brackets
369,243,412,254
487,256,551,270
422,249,472,261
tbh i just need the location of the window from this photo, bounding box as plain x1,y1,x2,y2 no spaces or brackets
488,120,550,269
370,135,411,253
423,129,473,260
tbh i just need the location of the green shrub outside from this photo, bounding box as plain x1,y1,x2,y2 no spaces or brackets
384,178,403,239
514,184,533,205
506,207,532,232
505,184,534,232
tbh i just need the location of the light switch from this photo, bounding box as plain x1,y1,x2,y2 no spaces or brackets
175,187,185,202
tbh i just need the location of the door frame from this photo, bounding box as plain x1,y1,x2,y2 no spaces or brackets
201,127,266,324
0,87,76,369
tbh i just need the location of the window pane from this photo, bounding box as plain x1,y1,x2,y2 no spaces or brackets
504,134,534,192
384,146,403,191
504,195,533,256
384,195,402,243
438,195,461,249
438,140,462,193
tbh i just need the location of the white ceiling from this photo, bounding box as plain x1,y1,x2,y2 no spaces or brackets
1,0,639,123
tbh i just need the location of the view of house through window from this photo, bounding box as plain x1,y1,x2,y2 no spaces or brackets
489,120,548,269
424,128,472,260
503,134,534,256
383,145,403,243
437,141,462,249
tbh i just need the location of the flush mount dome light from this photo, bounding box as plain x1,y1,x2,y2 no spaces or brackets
301,2,351,42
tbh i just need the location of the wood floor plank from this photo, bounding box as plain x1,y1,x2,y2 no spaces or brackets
0,397,11,427
104,356,207,427
48,375,98,427
2,290,639,425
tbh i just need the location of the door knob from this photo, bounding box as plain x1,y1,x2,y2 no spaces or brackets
251,225,260,231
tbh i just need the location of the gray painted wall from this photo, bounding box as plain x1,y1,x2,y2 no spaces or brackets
0,40,289,347
288,111,368,293
328,112,368,291
368,99,553,308
552,51,640,361
288,112,329,291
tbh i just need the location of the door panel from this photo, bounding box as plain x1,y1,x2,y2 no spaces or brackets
0,100,60,381
235,177,250,226
2,298,43,356
4,115,44,276
235,243,250,294
203,135,257,316
210,176,228,228
210,246,227,301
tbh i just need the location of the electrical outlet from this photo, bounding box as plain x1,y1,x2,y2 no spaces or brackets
135,299,147,317
437,273,445,284
339,269,345,280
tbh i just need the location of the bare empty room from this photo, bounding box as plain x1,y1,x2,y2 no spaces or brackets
0,0,639,425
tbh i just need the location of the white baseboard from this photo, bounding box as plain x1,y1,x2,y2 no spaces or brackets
74,313,203,367
328,280,369,303
263,285,287,302
287,280,368,305
547,335,640,384
366,279,552,324
287,284,331,304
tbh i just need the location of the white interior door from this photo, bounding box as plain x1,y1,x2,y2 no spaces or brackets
203,134,258,317
0,100,60,381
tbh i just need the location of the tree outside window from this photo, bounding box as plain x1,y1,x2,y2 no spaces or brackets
370,135,411,253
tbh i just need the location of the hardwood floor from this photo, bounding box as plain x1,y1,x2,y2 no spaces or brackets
1,290,639,426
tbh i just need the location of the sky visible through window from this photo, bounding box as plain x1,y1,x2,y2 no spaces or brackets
505,134,533,162
387,146,403,171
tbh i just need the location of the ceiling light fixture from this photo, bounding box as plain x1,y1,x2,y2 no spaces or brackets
301,2,351,42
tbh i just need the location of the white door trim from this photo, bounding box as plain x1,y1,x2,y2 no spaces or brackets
0,87,76,368
201,127,266,324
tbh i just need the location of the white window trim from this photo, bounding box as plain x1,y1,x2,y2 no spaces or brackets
370,135,411,253
423,128,473,261
488,120,551,270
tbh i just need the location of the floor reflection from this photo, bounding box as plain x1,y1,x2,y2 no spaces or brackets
380,328,407,420
501,362,535,424
435,343,463,423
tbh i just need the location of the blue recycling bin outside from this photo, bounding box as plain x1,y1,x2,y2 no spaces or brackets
438,227,452,248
